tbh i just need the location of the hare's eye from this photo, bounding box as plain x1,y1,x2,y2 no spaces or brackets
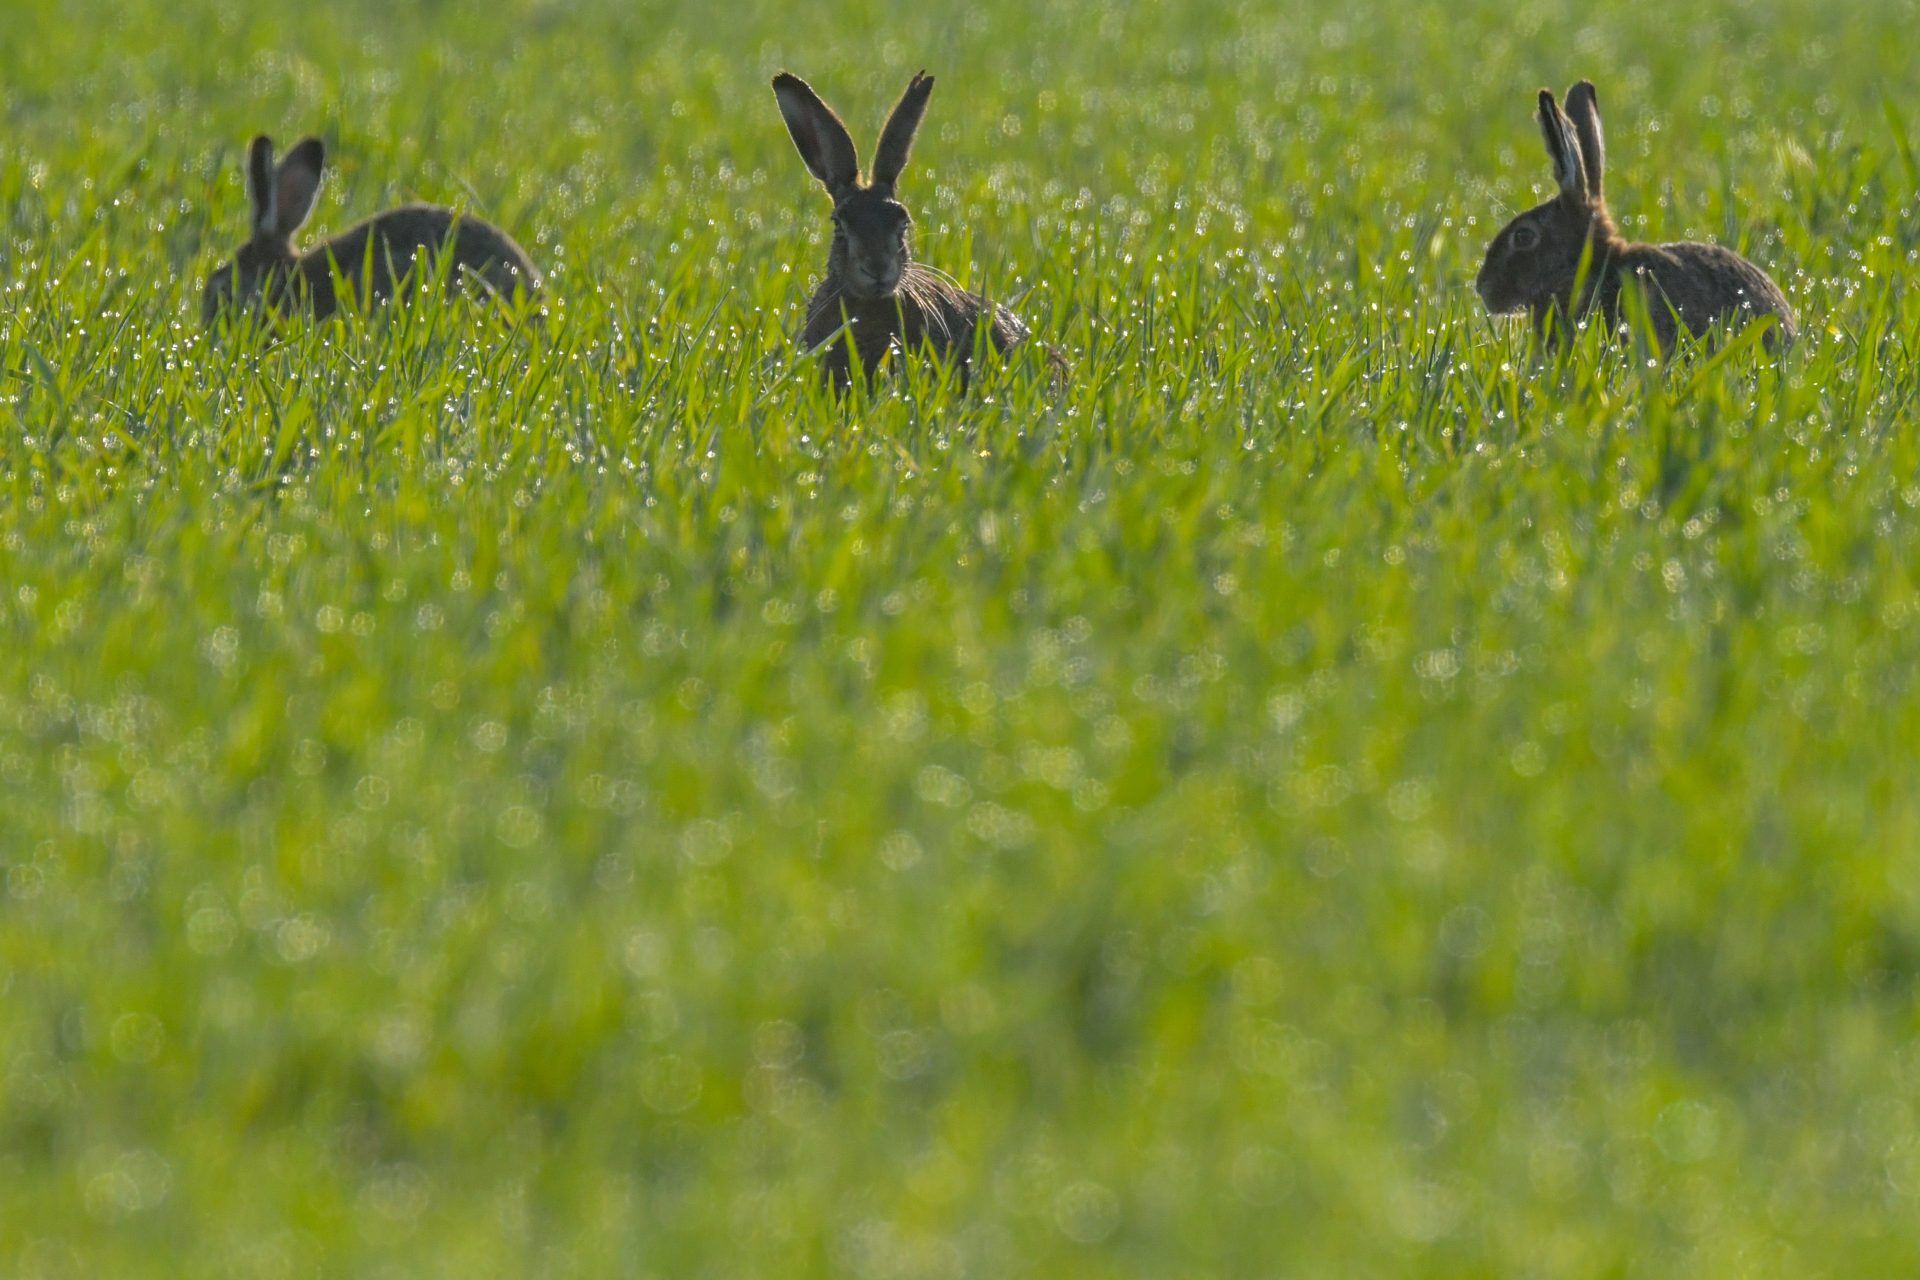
1512,225,1540,251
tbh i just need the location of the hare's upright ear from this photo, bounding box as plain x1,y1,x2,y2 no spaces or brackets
271,137,325,237
870,70,934,196
1536,89,1588,203
246,135,278,237
1564,80,1605,200
772,73,860,196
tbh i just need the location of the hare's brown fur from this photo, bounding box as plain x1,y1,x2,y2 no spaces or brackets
774,70,1028,390
1476,81,1796,354
277,204,536,319
801,265,1028,387
203,135,539,325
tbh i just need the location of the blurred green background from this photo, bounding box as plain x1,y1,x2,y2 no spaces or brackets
3,0,1920,1274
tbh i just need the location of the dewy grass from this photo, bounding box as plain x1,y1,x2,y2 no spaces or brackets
3,0,1920,1274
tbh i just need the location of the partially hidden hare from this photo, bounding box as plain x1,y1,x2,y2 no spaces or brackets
772,70,1030,390
1476,81,1796,353
202,134,541,325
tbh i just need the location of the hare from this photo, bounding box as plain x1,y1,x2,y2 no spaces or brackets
202,134,540,326
772,70,1030,390
1475,81,1796,353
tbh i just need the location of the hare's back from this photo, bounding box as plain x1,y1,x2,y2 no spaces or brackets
986,301,1029,353
901,268,1028,358
1634,241,1796,342
321,203,541,294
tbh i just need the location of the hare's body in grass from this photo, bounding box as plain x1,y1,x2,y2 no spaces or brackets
202,135,540,326
774,71,1028,391
1476,81,1796,354
801,273,1028,389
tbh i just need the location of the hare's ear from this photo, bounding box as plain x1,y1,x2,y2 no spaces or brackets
870,70,934,195
246,135,278,237
272,137,325,237
772,73,860,195
1564,80,1605,200
1536,89,1588,203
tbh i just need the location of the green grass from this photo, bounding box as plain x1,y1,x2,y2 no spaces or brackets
4,0,1920,1273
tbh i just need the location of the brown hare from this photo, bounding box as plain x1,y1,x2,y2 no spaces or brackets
771,70,1030,390
1476,81,1796,354
202,134,540,326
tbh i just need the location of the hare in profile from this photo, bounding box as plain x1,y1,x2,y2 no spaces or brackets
1475,81,1796,353
772,70,1030,390
202,134,540,326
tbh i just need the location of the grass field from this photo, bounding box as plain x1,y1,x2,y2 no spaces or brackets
5,0,1920,1273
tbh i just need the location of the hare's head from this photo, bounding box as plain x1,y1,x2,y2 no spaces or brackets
202,134,324,324
773,71,935,301
1476,82,1614,316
